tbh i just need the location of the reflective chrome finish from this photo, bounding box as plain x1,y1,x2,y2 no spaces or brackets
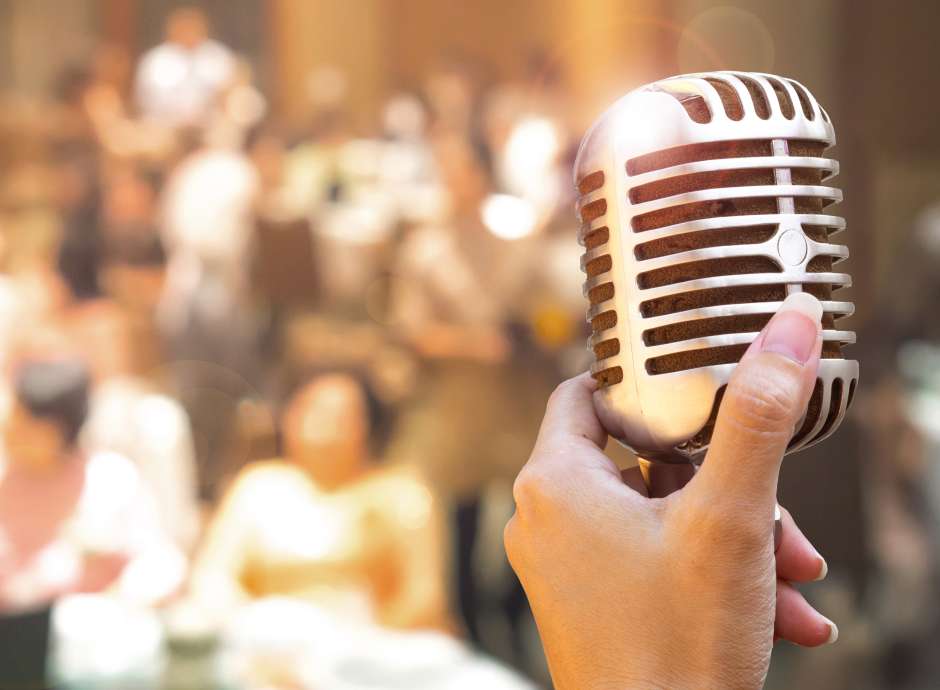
575,71,858,463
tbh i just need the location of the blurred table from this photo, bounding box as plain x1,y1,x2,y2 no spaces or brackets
49,595,537,690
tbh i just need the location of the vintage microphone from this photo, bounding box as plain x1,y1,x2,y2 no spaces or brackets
575,71,858,508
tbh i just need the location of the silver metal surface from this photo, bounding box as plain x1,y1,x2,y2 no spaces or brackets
575,71,858,463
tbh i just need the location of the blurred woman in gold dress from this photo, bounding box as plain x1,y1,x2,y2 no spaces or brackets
191,373,449,631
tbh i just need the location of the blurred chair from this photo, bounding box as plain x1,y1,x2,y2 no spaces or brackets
252,216,319,310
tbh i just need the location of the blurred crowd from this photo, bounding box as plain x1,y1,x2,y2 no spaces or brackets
3,5,940,690
0,6,589,689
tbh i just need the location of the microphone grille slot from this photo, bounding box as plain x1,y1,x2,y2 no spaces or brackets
766,76,796,118
628,139,773,176
635,225,776,260
704,77,744,120
736,74,771,119
629,138,849,378
578,170,623,388
789,377,852,450
788,80,816,120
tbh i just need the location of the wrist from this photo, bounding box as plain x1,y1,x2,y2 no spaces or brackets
578,658,742,690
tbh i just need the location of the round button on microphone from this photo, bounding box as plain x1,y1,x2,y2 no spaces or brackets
777,229,808,266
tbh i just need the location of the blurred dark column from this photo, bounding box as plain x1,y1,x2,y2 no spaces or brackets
832,0,873,327
98,0,138,57
0,2,14,91
0,0,97,97
836,0,940,324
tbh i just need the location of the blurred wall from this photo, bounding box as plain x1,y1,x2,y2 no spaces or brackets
270,0,393,129
269,0,667,128
0,0,97,97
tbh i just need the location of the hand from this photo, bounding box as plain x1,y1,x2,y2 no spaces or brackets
505,293,835,690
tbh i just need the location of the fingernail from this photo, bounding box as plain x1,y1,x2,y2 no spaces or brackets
761,292,822,364
814,554,828,581
825,620,839,644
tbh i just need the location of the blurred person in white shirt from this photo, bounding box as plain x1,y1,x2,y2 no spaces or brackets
69,298,200,553
157,127,259,346
0,358,185,612
157,126,264,497
134,6,235,129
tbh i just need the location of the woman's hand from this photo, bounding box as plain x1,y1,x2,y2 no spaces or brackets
505,293,835,690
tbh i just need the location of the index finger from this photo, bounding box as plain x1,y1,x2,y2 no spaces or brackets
536,372,609,450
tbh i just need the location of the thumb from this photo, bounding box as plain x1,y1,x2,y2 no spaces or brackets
692,292,823,511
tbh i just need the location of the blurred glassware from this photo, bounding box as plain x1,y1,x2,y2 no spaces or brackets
49,593,164,689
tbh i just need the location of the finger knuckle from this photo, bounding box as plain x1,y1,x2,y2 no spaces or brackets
545,378,574,412
511,464,560,516
725,367,801,432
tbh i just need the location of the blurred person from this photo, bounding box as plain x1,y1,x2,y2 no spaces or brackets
378,92,447,226
99,163,160,244
206,59,268,152
50,62,106,303
1,160,69,287
98,218,170,322
158,127,259,338
67,43,177,160
424,57,487,149
248,126,288,208
158,125,261,497
49,65,99,160
482,50,573,221
0,219,71,370
0,358,184,687
389,133,553,667
191,374,449,631
282,108,355,216
80,44,160,159
280,94,428,328
70,300,200,552
134,6,235,128
55,181,103,302
821,208,940,688
57,161,161,304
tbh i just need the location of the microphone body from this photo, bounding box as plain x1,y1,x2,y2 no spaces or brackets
576,71,857,465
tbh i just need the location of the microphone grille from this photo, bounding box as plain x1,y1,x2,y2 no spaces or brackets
578,169,624,388
576,72,858,459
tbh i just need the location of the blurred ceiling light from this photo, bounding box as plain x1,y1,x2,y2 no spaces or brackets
481,194,538,240
504,116,561,184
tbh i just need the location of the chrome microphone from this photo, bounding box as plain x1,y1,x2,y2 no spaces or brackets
575,71,858,469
